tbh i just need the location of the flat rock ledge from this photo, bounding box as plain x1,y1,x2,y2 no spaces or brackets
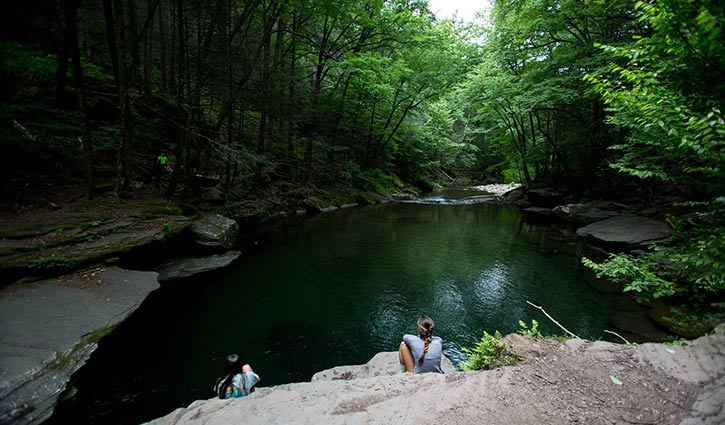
148,325,725,425
576,215,673,247
0,267,159,425
156,250,241,282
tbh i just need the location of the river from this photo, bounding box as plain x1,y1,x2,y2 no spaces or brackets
47,188,623,425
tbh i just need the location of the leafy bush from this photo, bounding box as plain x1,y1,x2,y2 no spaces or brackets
460,330,518,371
582,253,679,301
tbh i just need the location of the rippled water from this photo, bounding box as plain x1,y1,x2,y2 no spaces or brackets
48,191,621,425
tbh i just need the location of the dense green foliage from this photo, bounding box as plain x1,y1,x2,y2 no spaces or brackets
1,0,481,200
1,0,723,331
449,0,641,183
580,0,725,309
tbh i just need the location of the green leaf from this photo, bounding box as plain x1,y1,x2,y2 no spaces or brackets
610,375,623,385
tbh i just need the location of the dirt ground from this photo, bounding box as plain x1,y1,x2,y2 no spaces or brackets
487,334,702,425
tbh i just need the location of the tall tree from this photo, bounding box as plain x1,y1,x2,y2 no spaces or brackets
61,0,95,198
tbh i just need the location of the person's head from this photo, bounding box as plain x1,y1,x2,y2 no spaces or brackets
222,354,243,375
417,315,434,339
416,315,435,365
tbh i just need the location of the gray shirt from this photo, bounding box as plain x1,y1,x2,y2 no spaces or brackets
403,334,444,374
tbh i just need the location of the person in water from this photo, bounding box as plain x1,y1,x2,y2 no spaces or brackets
398,315,444,374
213,354,260,399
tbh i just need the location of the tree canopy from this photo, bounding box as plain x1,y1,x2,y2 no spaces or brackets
1,0,723,323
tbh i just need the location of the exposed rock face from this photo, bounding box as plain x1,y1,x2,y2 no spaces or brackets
0,214,190,285
576,215,673,247
190,214,239,249
156,251,241,282
355,192,388,205
553,203,619,224
611,310,671,342
0,267,159,425
147,326,725,425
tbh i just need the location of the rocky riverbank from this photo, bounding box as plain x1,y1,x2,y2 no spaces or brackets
0,183,720,425
0,189,397,425
148,326,725,425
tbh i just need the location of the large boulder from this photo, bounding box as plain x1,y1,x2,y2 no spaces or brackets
576,215,673,247
190,214,238,249
553,203,619,224
0,267,159,425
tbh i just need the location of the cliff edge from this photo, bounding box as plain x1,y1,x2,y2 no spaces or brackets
148,326,724,425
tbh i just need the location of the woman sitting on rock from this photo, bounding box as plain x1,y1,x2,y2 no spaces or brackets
213,354,260,399
398,315,444,374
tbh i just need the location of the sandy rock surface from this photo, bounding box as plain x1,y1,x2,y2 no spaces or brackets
148,326,725,425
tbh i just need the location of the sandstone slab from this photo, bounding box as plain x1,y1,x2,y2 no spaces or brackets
576,215,673,246
0,267,159,425
156,251,241,282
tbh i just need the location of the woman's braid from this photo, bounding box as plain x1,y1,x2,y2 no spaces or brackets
418,329,433,365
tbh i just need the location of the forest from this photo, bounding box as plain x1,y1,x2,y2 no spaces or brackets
1,0,723,325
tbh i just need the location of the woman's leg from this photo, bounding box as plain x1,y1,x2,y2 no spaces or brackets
242,364,256,392
398,342,414,372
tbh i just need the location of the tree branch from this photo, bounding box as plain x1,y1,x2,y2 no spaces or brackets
526,301,580,339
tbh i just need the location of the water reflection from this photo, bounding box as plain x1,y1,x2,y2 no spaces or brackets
473,262,510,305
367,289,406,348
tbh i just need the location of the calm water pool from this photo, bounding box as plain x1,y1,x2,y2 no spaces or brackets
48,193,621,424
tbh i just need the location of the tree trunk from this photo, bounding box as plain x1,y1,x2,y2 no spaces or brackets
114,0,134,191
102,0,120,91
165,0,187,197
53,12,72,103
127,0,141,86
63,0,94,199
143,2,155,99
158,4,167,93
286,11,298,154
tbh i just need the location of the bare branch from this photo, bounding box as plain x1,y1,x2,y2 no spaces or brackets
526,301,580,339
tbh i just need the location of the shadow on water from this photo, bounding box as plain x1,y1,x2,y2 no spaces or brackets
48,198,632,425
